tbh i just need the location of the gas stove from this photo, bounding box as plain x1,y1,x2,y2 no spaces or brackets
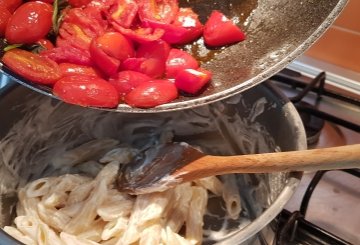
268,59,360,245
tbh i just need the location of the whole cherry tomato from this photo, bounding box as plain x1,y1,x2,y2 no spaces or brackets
2,49,62,85
109,70,152,97
53,75,119,108
59,63,102,78
175,68,212,94
166,48,199,78
36,39,54,51
0,6,11,37
203,10,246,47
5,1,53,44
0,0,22,13
33,0,54,3
124,80,178,108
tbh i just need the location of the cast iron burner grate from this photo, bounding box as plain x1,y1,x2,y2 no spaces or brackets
268,70,360,245
272,70,360,145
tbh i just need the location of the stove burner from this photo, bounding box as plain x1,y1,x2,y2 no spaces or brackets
270,69,360,245
275,169,360,245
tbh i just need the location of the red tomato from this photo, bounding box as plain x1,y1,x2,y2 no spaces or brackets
109,70,152,96
34,0,54,3
5,1,53,44
95,32,135,61
175,68,212,94
41,45,93,66
142,8,203,45
112,22,164,43
90,39,121,77
137,0,179,24
0,0,22,13
128,39,170,78
125,80,178,108
166,48,199,78
53,75,119,108
36,39,54,51
0,6,11,37
57,8,106,50
109,0,138,28
203,10,246,47
2,49,62,85
121,57,165,78
136,39,170,61
59,63,101,77
48,7,107,66
68,0,92,7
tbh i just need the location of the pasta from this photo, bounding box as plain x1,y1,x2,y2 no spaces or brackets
3,145,243,245
221,174,242,220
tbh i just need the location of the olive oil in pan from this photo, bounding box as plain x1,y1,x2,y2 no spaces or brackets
180,0,258,64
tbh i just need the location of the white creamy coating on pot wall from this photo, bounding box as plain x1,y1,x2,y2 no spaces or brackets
0,91,282,244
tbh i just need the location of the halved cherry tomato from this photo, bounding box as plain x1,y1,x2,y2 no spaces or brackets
57,8,106,50
137,0,179,24
0,6,11,37
125,39,170,78
5,2,53,44
41,45,93,66
125,80,178,108
109,0,138,28
2,49,62,85
0,0,22,13
63,7,107,38
90,39,121,77
96,32,135,61
57,22,93,50
88,0,117,12
175,68,212,94
48,7,108,66
109,70,151,96
112,22,164,43
68,0,92,7
59,63,102,77
203,10,246,47
166,48,199,78
121,57,164,78
53,75,119,108
136,39,170,61
142,8,203,45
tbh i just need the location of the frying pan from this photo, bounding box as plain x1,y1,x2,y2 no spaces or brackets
0,0,348,113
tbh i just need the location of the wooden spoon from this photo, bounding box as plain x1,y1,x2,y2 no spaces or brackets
116,143,360,194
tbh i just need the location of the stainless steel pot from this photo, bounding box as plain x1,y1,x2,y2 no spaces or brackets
0,78,306,244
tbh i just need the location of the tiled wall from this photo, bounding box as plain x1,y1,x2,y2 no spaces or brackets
305,0,360,73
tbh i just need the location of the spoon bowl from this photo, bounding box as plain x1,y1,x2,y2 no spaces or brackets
117,143,360,194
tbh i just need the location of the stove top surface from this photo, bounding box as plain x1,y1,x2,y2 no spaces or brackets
270,68,360,245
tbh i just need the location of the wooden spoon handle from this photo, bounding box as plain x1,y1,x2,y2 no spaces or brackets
174,144,360,182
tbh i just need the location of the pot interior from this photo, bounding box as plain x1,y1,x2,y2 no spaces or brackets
0,81,306,244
